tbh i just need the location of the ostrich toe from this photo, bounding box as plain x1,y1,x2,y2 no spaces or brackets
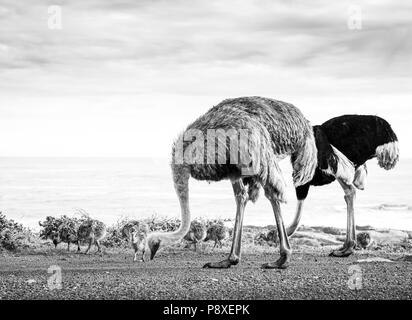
262,252,290,269
329,241,356,257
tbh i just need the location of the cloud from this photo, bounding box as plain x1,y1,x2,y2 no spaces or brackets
1,0,411,76
0,0,411,156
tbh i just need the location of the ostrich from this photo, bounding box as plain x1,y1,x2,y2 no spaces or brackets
121,220,140,240
122,221,150,262
130,223,149,261
204,222,228,250
183,220,207,251
39,215,81,251
143,96,317,269
285,115,399,257
53,223,81,252
77,218,107,254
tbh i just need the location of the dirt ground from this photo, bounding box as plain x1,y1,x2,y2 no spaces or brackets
1,246,411,300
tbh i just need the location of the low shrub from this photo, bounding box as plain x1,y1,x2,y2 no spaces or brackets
0,212,37,251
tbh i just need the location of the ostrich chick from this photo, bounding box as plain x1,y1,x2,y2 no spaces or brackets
204,223,228,250
77,219,107,254
128,222,149,262
184,220,207,252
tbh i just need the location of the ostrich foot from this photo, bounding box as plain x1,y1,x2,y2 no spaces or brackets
329,241,356,257
203,258,238,269
262,252,290,269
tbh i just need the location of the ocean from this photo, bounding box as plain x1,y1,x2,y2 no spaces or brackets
0,157,411,231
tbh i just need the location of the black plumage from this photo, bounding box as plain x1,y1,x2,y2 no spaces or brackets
296,115,399,197
290,114,399,258
319,115,397,168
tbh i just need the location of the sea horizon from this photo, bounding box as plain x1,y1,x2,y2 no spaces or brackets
1,156,411,232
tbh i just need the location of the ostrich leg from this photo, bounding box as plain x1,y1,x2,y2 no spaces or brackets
330,179,356,257
96,240,101,253
85,238,93,254
262,192,291,269
133,243,138,262
203,179,248,268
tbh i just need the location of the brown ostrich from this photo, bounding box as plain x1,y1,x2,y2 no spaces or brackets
143,97,317,269
183,220,207,251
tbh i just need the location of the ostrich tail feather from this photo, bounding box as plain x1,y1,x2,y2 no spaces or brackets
291,133,318,187
329,145,355,185
376,141,399,170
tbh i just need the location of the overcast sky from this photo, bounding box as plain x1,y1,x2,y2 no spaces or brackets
0,0,411,158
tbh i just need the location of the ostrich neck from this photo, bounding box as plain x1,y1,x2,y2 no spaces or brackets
155,164,192,245
158,193,191,244
163,216,191,242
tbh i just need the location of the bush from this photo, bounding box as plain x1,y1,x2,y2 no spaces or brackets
144,215,180,232
39,215,81,241
0,212,35,251
102,216,182,248
59,216,82,244
103,226,128,248
39,214,101,248
102,217,131,248
39,216,62,240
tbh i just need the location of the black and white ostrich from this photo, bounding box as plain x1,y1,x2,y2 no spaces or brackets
143,96,318,269
286,115,399,257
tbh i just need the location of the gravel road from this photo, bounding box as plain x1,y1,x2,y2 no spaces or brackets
1,248,411,300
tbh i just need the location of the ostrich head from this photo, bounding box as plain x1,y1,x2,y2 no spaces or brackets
142,233,161,261
143,232,180,261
